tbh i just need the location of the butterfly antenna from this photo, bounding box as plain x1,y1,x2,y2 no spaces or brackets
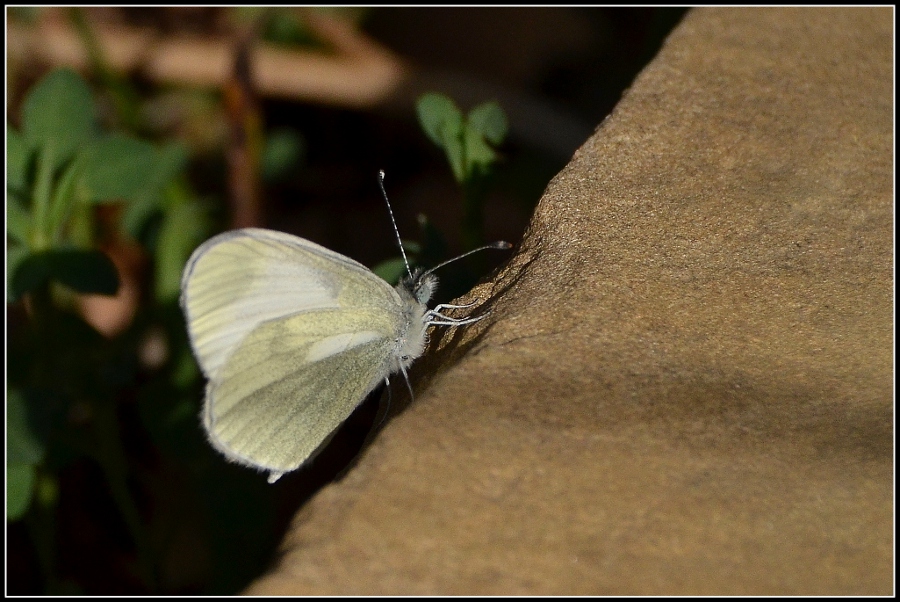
423,241,513,276
378,170,413,280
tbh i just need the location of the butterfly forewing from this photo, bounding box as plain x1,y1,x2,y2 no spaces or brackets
182,228,401,378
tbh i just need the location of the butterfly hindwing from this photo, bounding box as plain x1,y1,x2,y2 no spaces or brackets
205,307,399,476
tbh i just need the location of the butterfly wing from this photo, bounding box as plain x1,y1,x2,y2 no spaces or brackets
181,228,407,481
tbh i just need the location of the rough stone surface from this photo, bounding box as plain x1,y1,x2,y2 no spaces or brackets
247,7,893,595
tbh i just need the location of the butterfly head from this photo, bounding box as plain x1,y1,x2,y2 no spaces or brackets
399,268,438,306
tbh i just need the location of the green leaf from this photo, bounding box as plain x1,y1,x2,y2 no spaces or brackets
53,249,120,296
7,124,32,194
416,93,463,148
8,126,34,245
154,200,210,302
79,134,159,204
462,125,498,172
372,257,409,285
7,464,36,521
10,248,119,300
9,251,51,299
151,142,190,190
21,68,97,172
440,120,466,183
467,101,508,145
122,142,189,238
46,157,83,244
7,389,45,465
7,198,31,247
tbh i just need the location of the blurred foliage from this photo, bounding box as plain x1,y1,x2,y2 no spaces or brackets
5,66,281,594
416,92,508,188
7,69,509,600
370,92,511,291
416,93,508,256
7,6,686,595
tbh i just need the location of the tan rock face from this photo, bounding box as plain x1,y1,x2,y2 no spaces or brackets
247,7,893,595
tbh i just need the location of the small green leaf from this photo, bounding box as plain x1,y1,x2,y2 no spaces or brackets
440,120,466,183
372,239,421,285
467,102,508,145
11,248,119,299
417,93,463,148
21,68,97,172
463,126,498,171
80,134,158,204
372,257,409,285
7,464,36,521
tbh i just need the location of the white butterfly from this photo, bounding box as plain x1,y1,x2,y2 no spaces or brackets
181,173,508,483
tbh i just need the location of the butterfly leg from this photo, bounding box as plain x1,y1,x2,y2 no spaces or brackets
431,300,478,313
425,311,489,327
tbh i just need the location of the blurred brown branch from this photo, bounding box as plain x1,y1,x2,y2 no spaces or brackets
8,9,410,108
